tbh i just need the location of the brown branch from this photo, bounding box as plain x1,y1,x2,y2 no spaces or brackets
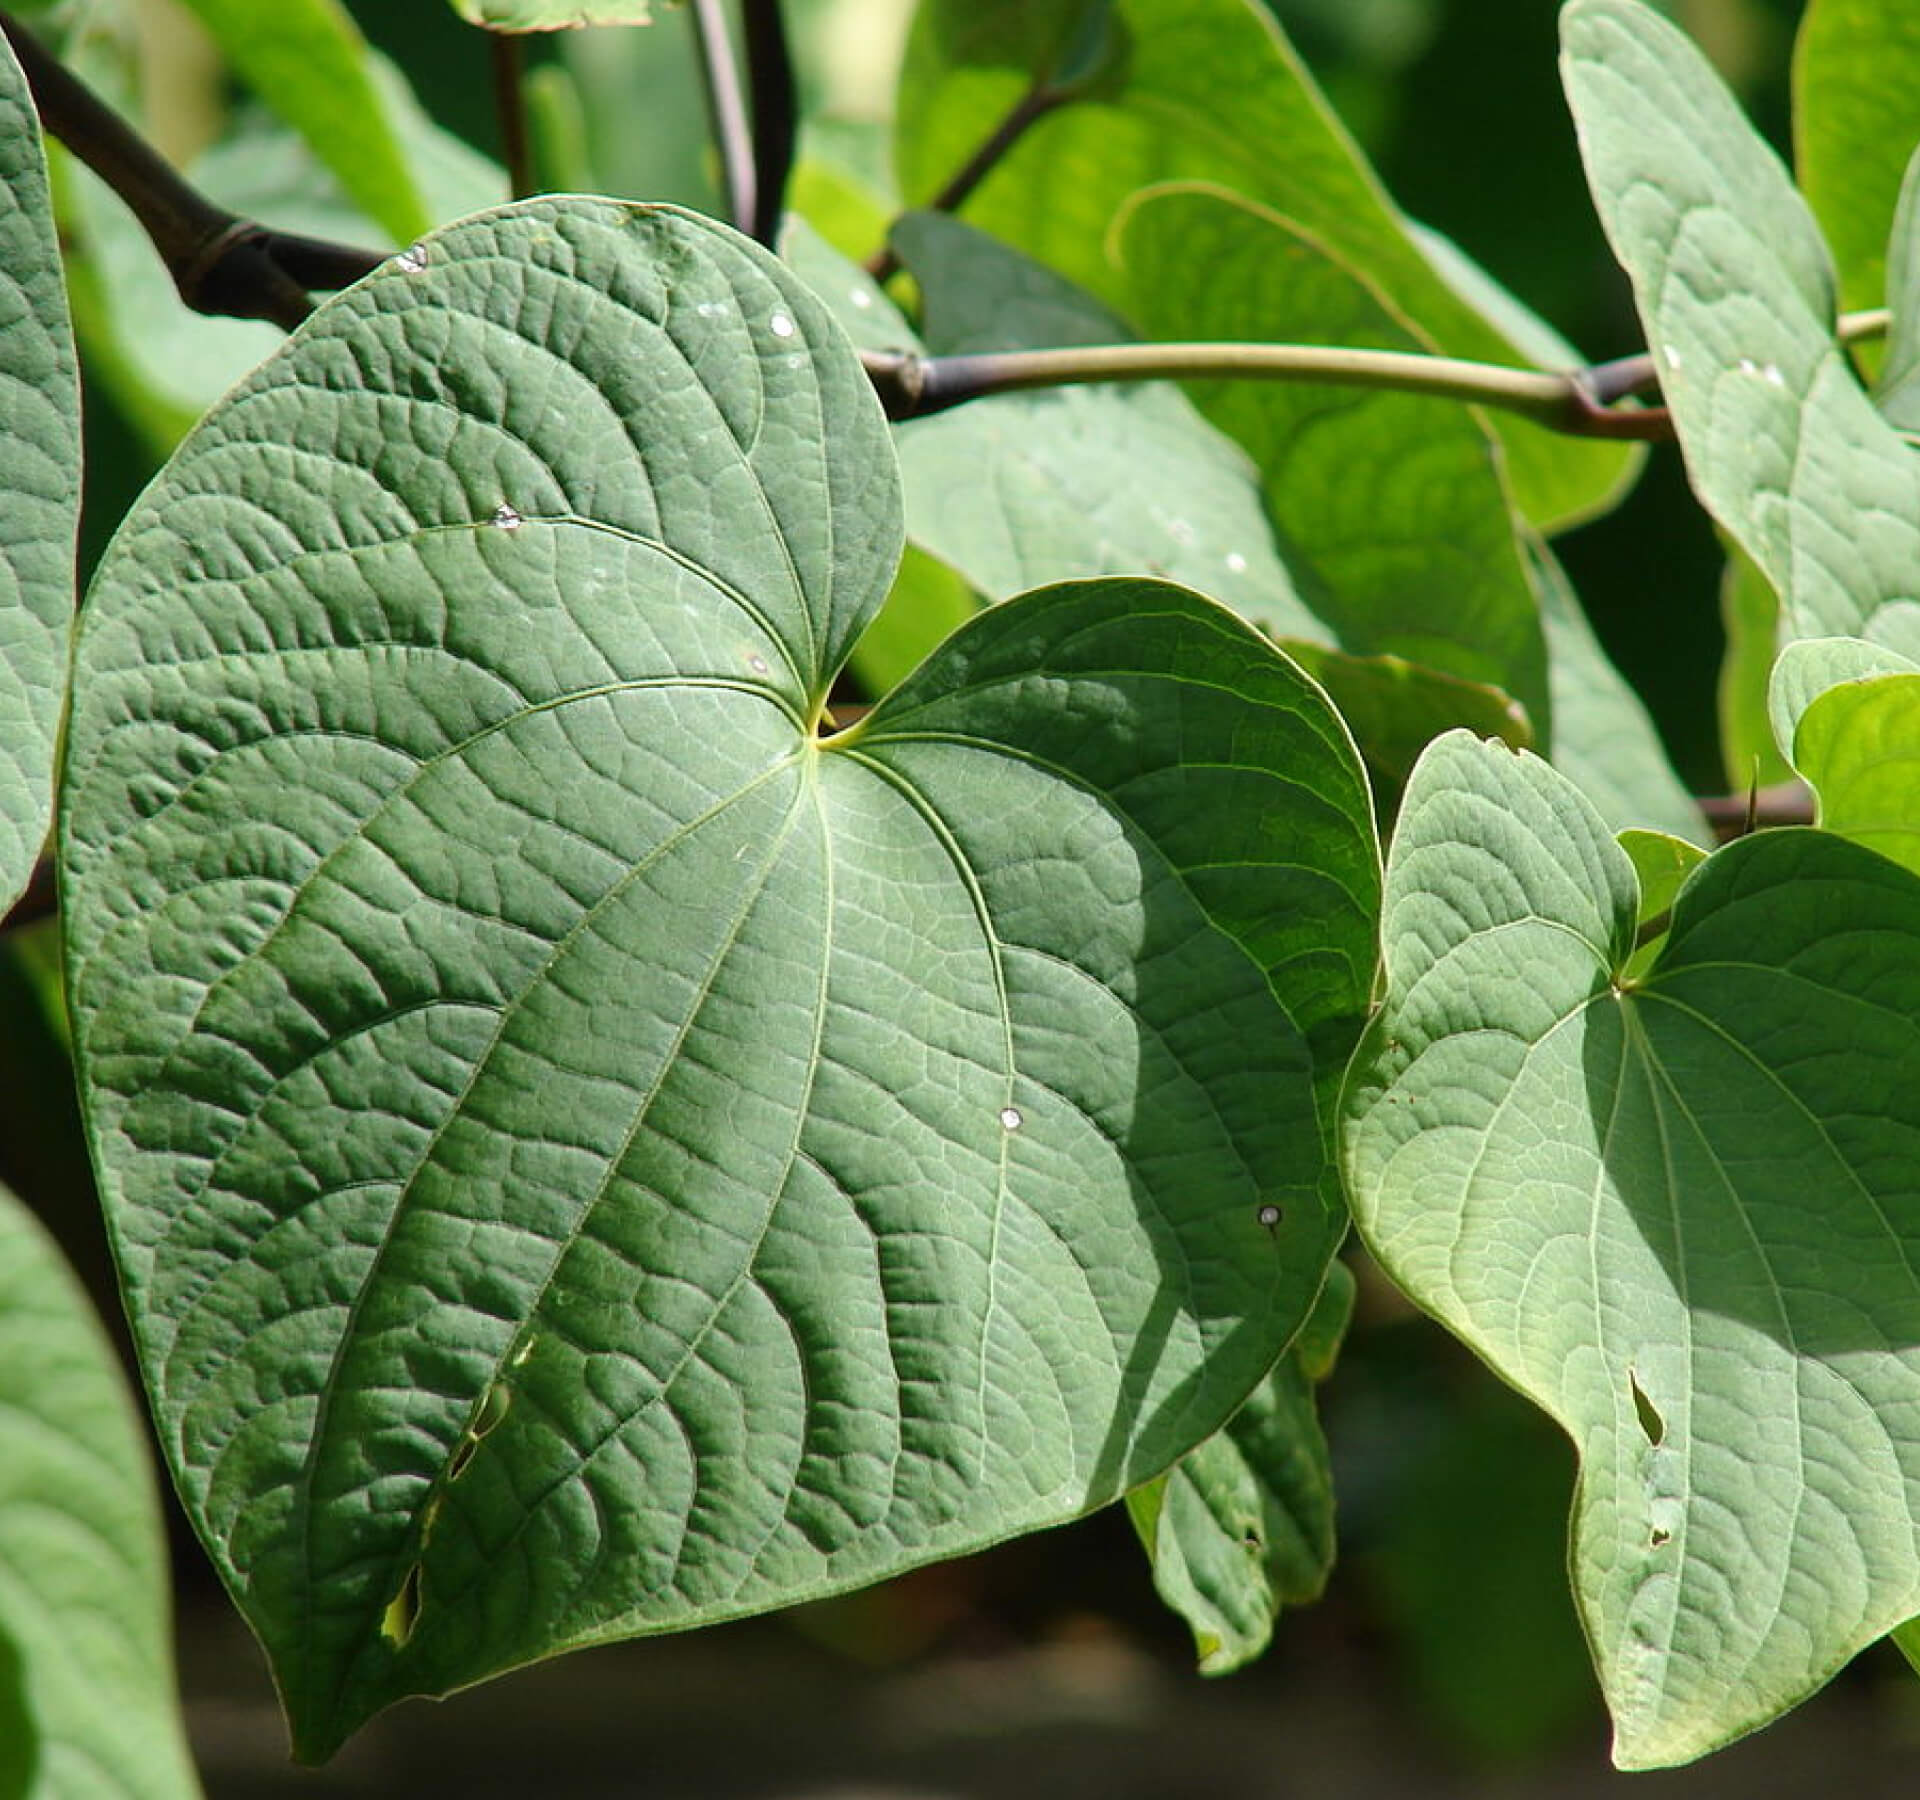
1,10,385,330
488,29,534,202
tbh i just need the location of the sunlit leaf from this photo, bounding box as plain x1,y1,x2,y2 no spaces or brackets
1793,672,1920,876
62,199,1380,1760
1345,730,1920,1767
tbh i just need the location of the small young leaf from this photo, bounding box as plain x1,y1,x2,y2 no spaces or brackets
63,199,1380,1760
1130,1260,1355,1675
1345,731,1920,1766
0,1183,203,1800
0,28,77,918
1793,672,1920,876
1767,634,1919,757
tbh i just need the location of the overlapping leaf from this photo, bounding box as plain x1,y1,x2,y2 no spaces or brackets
1344,731,1920,1766
1793,672,1920,875
0,29,77,917
0,1183,202,1800
1564,0,1920,662
62,200,1379,1759
895,0,1638,531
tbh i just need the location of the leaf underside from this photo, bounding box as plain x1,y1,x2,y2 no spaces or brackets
62,199,1380,1759
1344,731,1920,1767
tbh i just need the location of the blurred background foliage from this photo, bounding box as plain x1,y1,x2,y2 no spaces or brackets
11,0,1890,1784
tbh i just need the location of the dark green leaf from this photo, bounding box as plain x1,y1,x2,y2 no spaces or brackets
63,200,1380,1759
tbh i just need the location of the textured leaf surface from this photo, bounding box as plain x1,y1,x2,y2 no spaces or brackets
0,1183,202,1800
1344,732,1920,1766
0,30,77,916
1564,0,1920,653
1117,184,1549,732
895,0,1636,532
1794,0,1920,320
1128,1260,1352,1674
176,0,430,244
1767,633,1919,756
62,200,1379,1758
890,211,1320,638
1794,673,1920,875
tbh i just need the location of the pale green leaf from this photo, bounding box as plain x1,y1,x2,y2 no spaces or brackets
895,0,1638,532
0,1183,203,1800
1129,1260,1354,1675
1344,730,1920,1767
62,200,1380,1760
1117,183,1549,730
890,211,1321,638
1767,633,1919,757
1794,0,1920,321
1794,672,1920,876
1875,146,1920,427
176,0,431,244
0,30,77,916
452,0,655,27
1563,0,1920,650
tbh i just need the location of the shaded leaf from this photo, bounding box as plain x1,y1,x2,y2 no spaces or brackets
847,543,980,701
0,28,78,916
1793,672,1920,876
895,0,1638,532
0,1182,203,1800
62,200,1379,1760
176,0,431,244
1564,0,1920,656
1794,0,1920,322
1129,1260,1354,1675
1117,183,1549,731
1344,730,1920,1766
890,211,1320,638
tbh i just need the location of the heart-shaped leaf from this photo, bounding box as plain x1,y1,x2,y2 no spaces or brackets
61,199,1379,1759
0,27,78,916
1344,730,1920,1766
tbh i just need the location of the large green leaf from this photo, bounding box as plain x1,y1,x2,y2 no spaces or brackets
0,29,78,918
1794,0,1920,321
1563,0,1920,660
1344,730,1920,1766
1127,1259,1352,1674
0,1182,203,1800
889,211,1321,639
895,0,1638,532
62,199,1380,1759
1116,183,1550,733
176,0,431,245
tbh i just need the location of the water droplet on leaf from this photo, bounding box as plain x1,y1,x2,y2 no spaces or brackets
1661,344,1682,371
491,504,523,532
1224,551,1248,574
747,653,770,675
850,289,873,310
769,310,797,339
999,1106,1023,1131
1256,1203,1282,1230
395,243,428,273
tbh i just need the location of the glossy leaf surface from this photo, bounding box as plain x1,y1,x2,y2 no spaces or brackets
1345,731,1920,1766
0,29,77,916
62,200,1379,1759
1794,672,1920,875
